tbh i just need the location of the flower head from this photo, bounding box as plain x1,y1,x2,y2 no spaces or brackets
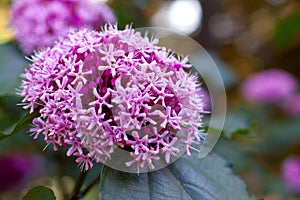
10,0,116,54
20,25,205,171
281,156,300,193
240,69,298,104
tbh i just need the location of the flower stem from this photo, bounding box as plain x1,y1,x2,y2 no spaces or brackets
70,171,87,200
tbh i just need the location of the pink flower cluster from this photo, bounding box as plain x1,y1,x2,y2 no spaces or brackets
240,69,297,104
10,0,116,54
240,69,300,117
282,156,300,193
20,25,205,171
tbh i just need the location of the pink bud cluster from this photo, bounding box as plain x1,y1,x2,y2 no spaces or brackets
20,25,205,171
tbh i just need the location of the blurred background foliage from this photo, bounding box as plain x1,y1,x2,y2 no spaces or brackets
0,0,300,199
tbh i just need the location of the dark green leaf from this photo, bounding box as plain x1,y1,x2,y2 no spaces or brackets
0,95,25,140
222,113,255,139
273,10,300,49
0,43,28,96
0,110,39,141
99,151,254,200
13,109,39,134
0,95,24,128
0,131,9,140
23,186,56,200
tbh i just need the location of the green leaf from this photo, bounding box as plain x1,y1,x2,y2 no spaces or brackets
0,131,9,140
0,42,28,96
13,109,39,134
0,95,25,140
99,152,254,200
273,10,300,49
23,186,56,200
0,95,24,128
0,110,39,141
222,113,255,139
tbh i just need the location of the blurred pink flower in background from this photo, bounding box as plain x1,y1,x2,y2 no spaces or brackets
0,153,44,194
240,69,298,104
281,156,300,193
10,0,116,54
283,94,300,117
